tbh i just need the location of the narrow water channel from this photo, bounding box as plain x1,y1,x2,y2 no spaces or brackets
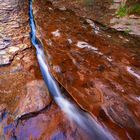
29,0,115,139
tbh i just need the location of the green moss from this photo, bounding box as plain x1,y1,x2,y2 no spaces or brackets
117,6,128,17
117,4,140,17
128,4,140,15
124,29,131,35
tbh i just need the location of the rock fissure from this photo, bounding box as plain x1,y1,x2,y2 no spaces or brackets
16,100,53,123
0,0,140,139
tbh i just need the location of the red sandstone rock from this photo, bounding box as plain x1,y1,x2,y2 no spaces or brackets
33,0,140,139
15,80,52,119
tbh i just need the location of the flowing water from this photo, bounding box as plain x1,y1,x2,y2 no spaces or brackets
29,0,115,139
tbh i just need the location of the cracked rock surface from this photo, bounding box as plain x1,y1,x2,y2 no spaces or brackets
0,0,30,65
0,0,140,140
33,0,140,139
0,0,88,139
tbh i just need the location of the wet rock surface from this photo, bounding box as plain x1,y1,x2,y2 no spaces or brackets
0,0,140,139
0,0,90,139
4,103,90,140
15,80,52,119
33,0,140,139
50,0,140,36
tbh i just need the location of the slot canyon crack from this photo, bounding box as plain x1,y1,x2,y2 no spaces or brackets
0,0,140,139
29,0,114,139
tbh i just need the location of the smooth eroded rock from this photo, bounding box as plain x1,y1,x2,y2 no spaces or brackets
33,0,140,139
15,80,52,119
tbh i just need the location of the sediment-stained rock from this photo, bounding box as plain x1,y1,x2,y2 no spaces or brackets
15,80,52,119
4,103,90,140
0,0,33,115
0,1,43,139
51,0,140,36
33,0,140,139
0,0,93,139
0,0,140,139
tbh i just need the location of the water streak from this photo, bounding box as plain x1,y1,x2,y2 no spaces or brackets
29,0,115,139
127,66,140,80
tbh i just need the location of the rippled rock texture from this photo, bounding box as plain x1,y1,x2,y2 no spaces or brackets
0,0,140,139
33,0,140,139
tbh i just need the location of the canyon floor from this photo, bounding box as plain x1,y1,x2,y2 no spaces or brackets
0,0,140,140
